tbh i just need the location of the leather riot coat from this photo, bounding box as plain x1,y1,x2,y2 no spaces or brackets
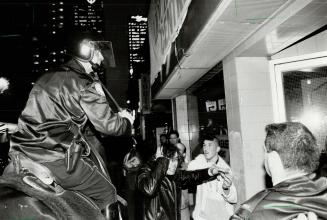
231,173,327,220
137,157,214,220
9,59,131,165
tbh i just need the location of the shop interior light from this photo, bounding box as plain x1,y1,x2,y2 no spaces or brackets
0,77,9,94
298,107,324,131
300,68,314,72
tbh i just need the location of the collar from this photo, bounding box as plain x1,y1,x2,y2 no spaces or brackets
62,59,88,75
206,155,219,165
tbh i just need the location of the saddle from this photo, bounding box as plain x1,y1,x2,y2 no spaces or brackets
5,152,56,185
2,152,105,219
0,173,105,220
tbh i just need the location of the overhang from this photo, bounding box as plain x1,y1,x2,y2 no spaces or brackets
153,0,327,99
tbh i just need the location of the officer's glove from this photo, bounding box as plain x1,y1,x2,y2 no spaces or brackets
118,109,135,125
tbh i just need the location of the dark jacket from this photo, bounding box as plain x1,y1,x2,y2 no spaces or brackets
231,173,327,220
137,157,214,220
9,59,131,165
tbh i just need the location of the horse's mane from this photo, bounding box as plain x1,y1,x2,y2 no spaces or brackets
0,173,105,220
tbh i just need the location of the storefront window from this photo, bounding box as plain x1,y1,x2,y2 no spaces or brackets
190,65,230,163
282,66,327,147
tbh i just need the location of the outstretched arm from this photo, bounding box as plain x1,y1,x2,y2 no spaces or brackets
176,165,226,189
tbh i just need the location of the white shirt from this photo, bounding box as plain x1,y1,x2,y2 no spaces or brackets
187,154,237,220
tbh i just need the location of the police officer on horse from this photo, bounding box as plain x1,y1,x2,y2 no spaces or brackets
3,29,134,216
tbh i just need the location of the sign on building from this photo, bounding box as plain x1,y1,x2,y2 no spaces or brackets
148,0,191,84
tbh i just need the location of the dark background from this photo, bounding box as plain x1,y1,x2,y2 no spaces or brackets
0,0,150,122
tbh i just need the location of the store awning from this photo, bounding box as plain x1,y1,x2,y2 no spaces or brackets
150,0,327,99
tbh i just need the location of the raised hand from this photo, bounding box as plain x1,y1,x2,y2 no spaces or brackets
0,122,18,134
220,172,233,190
118,109,135,125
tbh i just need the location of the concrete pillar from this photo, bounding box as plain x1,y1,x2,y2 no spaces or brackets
174,94,200,152
223,56,274,204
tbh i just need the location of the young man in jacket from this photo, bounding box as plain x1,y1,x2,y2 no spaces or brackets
5,30,134,210
231,122,327,219
137,143,227,220
187,134,237,220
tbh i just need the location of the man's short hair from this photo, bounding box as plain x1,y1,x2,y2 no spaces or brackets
162,143,178,159
201,133,219,145
265,122,321,173
169,130,179,138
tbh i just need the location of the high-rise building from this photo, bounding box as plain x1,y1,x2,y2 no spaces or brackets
128,15,148,78
31,0,105,75
31,1,66,75
73,0,104,34
127,15,148,111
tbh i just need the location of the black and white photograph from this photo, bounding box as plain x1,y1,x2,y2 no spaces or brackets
0,0,327,219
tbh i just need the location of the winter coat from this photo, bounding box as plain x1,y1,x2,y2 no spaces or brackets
231,173,327,220
137,157,214,220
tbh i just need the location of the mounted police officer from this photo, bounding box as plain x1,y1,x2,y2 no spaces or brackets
5,29,134,214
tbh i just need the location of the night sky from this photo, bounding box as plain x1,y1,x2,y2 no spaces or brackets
0,0,150,122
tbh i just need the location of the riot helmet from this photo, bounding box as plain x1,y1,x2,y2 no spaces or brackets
65,29,116,73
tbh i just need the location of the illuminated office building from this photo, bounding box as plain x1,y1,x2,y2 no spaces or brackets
31,1,66,74
73,0,104,34
31,0,104,75
128,15,148,78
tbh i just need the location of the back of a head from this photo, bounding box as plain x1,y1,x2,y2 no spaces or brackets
136,139,157,163
265,122,321,173
162,143,178,159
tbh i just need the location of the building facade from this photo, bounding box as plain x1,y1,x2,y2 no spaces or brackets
148,0,327,206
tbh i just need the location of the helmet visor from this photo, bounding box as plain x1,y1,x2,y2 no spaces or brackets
91,41,116,68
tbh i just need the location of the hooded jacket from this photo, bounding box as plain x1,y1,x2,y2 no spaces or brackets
9,59,131,165
231,173,327,220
